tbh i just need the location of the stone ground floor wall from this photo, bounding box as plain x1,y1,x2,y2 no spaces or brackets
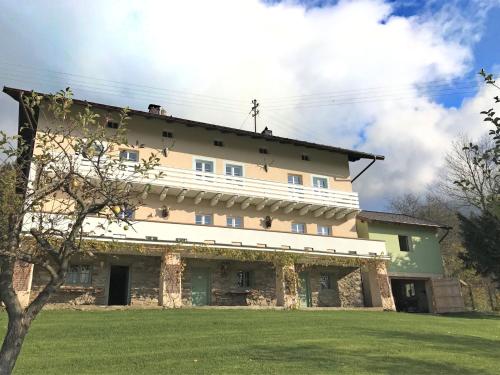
27,253,369,309
30,254,160,306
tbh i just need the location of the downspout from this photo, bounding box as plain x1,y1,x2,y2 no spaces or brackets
351,155,377,183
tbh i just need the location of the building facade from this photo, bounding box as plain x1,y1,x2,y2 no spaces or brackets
6,86,397,310
357,211,465,313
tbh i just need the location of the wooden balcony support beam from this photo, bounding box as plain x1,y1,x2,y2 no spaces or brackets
226,195,238,208
241,197,253,210
176,189,188,203
284,202,297,214
270,201,282,212
210,193,222,206
299,205,312,216
160,187,169,201
194,191,205,205
256,198,269,211
313,206,328,218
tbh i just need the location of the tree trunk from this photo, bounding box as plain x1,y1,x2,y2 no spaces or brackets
0,314,29,375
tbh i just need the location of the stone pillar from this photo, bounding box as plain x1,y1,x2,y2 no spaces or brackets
363,261,395,311
159,252,182,308
13,261,34,308
275,263,298,309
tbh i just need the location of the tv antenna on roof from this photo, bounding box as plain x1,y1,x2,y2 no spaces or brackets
251,99,259,133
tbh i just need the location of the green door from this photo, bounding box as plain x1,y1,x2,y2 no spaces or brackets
191,268,210,306
298,272,312,308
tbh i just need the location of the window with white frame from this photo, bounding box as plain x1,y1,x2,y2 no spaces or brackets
317,225,331,236
119,149,139,162
227,216,243,228
291,223,306,234
225,164,243,177
195,214,213,225
312,176,328,189
66,265,92,285
195,159,214,173
288,174,303,185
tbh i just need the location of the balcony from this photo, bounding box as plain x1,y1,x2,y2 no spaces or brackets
77,159,360,220
78,217,387,259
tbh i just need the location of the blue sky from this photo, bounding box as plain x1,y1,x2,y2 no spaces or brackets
0,0,499,210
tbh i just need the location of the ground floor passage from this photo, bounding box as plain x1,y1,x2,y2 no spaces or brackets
390,278,431,313
22,253,393,309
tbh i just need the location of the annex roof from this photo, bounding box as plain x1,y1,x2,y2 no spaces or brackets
358,210,452,230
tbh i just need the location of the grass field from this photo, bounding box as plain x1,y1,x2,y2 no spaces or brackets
1,309,499,374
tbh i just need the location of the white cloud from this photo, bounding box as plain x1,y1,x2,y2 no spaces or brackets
0,0,497,208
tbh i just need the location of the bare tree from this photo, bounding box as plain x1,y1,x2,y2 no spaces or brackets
440,135,497,212
0,89,160,374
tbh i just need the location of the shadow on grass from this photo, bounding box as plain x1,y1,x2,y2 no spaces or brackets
437,312,500,320
248,343,482,375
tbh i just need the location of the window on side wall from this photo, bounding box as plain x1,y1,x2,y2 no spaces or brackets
317,225,331,236
66,265,92,285
288,174,303,185
195,214,213,226
320,273,331,290
237,270,252,288
405,282,416,297
227,216,243,228
225,164,243,177
291,223,306,234
398,235,411,252
312,176,328,189
119,149,139,162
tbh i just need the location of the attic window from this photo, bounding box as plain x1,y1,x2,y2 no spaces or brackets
162,131,173,138
107,121,119,129
259,147,268,154
214,140,224,147
301,154,310,161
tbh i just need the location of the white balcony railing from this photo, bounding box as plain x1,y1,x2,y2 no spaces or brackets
77,159,360,216
78,217,386,259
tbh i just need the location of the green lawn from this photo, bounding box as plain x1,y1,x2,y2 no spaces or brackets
1,309,499,374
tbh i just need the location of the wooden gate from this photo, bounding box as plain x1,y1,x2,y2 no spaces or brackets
430,278,465,313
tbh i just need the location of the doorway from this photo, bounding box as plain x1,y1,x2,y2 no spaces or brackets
391,278,429,313
298,272,312,308
191,268,210,306
108,266,130,305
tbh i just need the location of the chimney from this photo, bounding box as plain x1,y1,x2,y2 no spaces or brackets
261,126,273,136
148,104,161,114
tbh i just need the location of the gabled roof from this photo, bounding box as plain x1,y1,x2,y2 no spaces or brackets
358,210,452,229
3,86,385,162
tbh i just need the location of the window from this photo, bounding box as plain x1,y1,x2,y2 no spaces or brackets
398,235,411,252
292,223,306,234
288,174,303,185
259,147,268,154
227,216,243,228
213,140,224,147
237,271,252,288
317,225,331,236
162,131,173,138
107,121,119,129
195,159,214,173
119,149,139,162
301,154,310,161
225,164,243,177
195,214,213,225
405,283,416,297
320,273,331,290
66,265,91,285
312,176,328,189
